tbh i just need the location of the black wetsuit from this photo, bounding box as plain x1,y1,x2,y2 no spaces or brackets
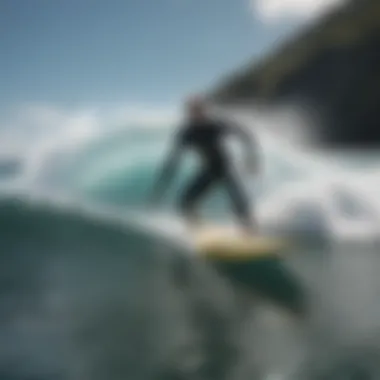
152,117,258,229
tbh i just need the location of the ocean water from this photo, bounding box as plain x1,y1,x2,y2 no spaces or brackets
2,106,380,380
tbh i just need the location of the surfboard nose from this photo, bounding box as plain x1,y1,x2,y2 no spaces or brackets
211,257,306,318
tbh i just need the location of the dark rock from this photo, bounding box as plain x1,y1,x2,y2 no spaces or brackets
211,0,380,148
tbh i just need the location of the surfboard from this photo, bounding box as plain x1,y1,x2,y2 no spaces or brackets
191,225,304,316
193,225,289,261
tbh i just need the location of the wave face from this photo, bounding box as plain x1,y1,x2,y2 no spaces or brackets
0,196,246,380
2,106,380,379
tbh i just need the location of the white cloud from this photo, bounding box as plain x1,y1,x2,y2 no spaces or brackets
252,0,348,23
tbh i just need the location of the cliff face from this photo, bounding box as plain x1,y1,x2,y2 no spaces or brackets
211,0,380,147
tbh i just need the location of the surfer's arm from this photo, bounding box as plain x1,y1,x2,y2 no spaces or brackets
227,121,261,173
149,133,184,204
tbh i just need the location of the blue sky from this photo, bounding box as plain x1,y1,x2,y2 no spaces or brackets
1,0,304,111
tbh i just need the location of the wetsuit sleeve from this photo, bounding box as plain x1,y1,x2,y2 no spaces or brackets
149,128,186,204
222,119,254,147
224,120,261,171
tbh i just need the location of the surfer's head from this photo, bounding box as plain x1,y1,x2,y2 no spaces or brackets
185,95,207,121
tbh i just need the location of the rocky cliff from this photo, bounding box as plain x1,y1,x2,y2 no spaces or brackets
211,0,380,147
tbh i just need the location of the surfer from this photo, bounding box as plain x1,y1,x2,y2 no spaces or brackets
149,95,260,234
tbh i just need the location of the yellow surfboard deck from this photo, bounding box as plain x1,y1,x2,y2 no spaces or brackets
193,225,289,261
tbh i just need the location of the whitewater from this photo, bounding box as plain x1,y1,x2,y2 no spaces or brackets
1,104,380,380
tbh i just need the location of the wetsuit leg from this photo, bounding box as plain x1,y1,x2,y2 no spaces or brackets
224,171,256,232
179,168,220,223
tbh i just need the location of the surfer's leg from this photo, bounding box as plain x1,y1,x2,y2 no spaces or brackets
224,171,257,234
179,169,218,226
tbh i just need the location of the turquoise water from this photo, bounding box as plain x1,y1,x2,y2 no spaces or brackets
1,111,380,380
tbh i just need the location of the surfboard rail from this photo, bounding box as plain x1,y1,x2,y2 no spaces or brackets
193,225,290,261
